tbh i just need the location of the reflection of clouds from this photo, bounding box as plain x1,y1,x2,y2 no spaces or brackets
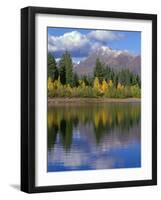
48,142,123,170
72,129,81,140
94,157,115,169
79,122,140,154
48,121,141,171
48,145,88,168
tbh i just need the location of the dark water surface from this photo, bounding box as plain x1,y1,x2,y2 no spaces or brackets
47,103,141,172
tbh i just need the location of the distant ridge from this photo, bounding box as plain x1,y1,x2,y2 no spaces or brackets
74,46,141,76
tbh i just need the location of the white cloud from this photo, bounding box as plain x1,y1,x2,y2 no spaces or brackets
88,30,121,42
48,31,90,53
48,30,124,59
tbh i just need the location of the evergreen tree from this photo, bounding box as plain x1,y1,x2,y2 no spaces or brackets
118,70,126,85
47,53,59,80
87,76,93,87
64,51,73,85
113,73,118,88
59,51,73,85
93,58,105,82
136,75,141,87
127,70,132,85
82,75,91,86
73,73,79,87
59,55,66,85
131,74,138,86
104,66,113,82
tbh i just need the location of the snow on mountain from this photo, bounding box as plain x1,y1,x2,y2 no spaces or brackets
74,46,141,76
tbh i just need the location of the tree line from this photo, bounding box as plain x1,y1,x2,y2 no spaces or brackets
48,51,141,98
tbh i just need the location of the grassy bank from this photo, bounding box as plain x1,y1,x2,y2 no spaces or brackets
48,97,141,106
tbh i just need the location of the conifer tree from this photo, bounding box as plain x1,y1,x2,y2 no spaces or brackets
59,51,73,85
64,51,73,85
59,55,66,85
93,58,105,81
48,53,59,80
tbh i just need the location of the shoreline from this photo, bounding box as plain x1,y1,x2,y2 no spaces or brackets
48,97,141,106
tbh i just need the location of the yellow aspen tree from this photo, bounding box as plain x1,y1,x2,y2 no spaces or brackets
117,83,124,90
101,79,108,93
80,80,86,89
53,80,58,89
117,83,122,90
109,80,113,88
48,77,54,91
93,77,100,91
57,76,62,89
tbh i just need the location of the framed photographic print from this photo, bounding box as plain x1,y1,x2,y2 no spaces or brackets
21,6,157,193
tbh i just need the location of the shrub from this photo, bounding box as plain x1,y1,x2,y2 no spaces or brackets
130,85,141,98
47,78,141,98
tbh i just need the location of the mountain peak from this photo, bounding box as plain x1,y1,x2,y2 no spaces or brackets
74,46,141,76
94,46,112,54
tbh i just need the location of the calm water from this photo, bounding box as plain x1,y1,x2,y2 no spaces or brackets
47,103,141,172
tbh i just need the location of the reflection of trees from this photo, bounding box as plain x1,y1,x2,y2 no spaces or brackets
59,119,73,151
93,105,140,143
48,104,141,150
48,124,58,149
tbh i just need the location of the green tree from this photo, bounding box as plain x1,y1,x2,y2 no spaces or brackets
136,75,141,87
93,58,105,81
47,53,59,80
59,51,73,85
64,51,73,85
73,73,79,87
118,69,131,86
131,74,139,86
59,55,66,84
82,75,91,86
113,73,118,88
104,66,114,82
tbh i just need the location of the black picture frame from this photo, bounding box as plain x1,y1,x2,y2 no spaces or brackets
21,6,157,193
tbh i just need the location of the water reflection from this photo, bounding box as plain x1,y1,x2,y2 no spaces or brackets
48,103,141,172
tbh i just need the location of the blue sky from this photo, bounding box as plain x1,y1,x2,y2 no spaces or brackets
48,27,141,63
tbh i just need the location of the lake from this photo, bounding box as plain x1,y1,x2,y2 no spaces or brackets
47,102,141,172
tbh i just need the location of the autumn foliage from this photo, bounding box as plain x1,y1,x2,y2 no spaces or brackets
48,53,141,98
48,77,140,98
